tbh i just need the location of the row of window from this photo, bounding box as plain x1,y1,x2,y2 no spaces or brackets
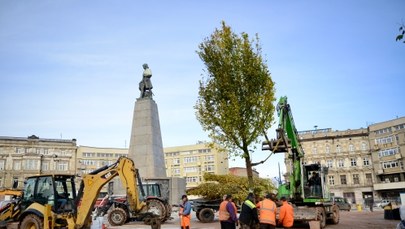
82,152,126,158
328,173,373,186
171,165,215,175
14,147,72,156
375,136,394,144
311,142,368,154
0,159,69,171
171,155,215,165
378,148,399,158
381,160,403,169
311,157,370,168
374,127,392,135
374,124,405,135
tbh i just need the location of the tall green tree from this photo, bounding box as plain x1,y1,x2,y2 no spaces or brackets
195,21,276,188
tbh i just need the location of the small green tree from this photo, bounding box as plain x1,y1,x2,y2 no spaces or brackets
195,21,276,188
187,173,275,202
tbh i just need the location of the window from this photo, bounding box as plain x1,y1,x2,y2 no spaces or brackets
205,165,215,172
186,176,199,183
41,161,49,171
0,160,5,170
326,145,330,154
378,148,398,157
349,144,354,152
375,136,393,144
340,175,347,185
184,167,198,173
361,142,367,151
336,145,341,153
312,147,317,154
327,160,333,168
338,159,344,167
13,177,19,188
350,158,357,167
13,161,21,170
24,159,39,170
198,149,211,153
172,158,180,164
375,127,391,135
353,174,360,185
184,156,198,163
381,160,402,169
172,168,180,175
56,161,69,171
328,176,335,185
205,155,214,161
365,173,372,184
363,158,370,166
395,124,405,130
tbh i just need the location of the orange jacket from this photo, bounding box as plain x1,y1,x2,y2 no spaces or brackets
219,200,230,221
278,201,294,227
258,199,277,225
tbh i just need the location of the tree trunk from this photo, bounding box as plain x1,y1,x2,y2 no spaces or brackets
244,153,254,190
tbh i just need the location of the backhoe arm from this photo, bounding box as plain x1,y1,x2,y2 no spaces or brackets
75,156,146,228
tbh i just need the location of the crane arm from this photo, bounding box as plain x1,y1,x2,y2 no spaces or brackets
75,156,146,228
262,96,305,201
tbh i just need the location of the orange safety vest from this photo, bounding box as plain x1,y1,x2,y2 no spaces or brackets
219,200,230,221
278,201,294,227
180,204,191,228
258,199,276,225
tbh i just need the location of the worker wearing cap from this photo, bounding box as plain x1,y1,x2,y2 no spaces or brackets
257,193,277,229
179,194,191,229
219,194,238,229
278,196,294,228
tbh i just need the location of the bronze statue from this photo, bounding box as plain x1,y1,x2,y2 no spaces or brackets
139,63,153,98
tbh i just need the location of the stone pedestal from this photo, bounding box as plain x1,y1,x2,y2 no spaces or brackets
128,98,167,178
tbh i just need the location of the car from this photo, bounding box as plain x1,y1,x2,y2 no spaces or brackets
331,196,351,211
376,200,391,208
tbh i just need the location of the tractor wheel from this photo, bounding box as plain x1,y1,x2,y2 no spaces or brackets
146,199,166,222
316,207,326,229
196,210,201,221
108,207,128,226
20,214,43,229
328,205,340,224
198,208,214,223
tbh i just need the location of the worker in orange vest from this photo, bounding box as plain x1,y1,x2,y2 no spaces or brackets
219,194,238,229
257,193,277,229
278,196,294,228
179,194,192,229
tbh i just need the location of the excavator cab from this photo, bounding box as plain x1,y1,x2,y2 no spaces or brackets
302,164,329,202
20,175,77,214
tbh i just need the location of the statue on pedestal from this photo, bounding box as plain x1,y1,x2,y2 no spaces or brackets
139,63,153,98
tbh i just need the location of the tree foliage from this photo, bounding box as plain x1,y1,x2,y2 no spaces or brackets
195,21,276,187
396,25,405,43
186,173,275,202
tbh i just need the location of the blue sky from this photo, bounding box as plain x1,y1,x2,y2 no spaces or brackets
1,1,404,179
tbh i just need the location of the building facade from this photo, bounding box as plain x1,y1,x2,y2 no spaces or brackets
298,128,373,205
368,117,405,203
0,135,77,189
76,146,128,175
164,143,229,189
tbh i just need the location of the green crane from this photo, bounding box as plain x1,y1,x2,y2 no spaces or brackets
263,96,339,228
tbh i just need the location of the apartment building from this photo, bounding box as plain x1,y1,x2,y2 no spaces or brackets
368,117,405,202
298,128,373,204
0,135,77,188
164,142,229,189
